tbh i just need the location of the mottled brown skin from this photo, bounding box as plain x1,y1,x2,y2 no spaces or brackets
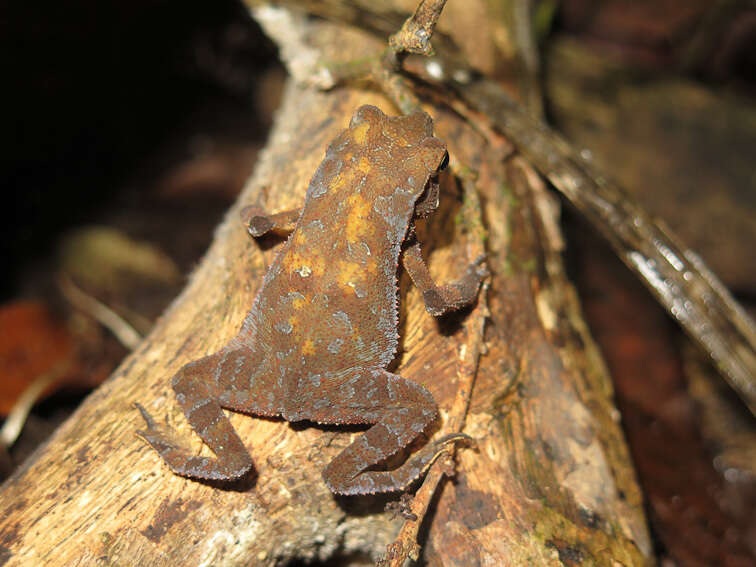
137,106,485,495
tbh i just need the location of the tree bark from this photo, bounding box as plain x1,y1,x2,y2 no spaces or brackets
0,4,652,566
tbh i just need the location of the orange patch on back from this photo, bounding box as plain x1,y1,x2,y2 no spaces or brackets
302,338,316,355
352,122,370,145
330,173,347,192
310,255,326,277
283,250,311,277
357,157,372,174
337,261,362,291
345,193,371,243
283,248,324,278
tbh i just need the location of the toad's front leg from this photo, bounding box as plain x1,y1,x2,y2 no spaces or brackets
401,237,487,317
240,205,301,238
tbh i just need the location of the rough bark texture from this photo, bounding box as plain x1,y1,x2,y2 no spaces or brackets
0,5,652,566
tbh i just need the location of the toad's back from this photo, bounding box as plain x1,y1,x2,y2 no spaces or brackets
241,105,447,375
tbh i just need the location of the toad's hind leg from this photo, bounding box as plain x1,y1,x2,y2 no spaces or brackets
137,344,283,481
300,368,458,495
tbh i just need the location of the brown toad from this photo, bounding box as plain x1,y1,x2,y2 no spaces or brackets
137,105,484,495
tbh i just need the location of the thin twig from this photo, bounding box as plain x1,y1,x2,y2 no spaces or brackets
0,360,72,448
307,0,448,115
58,275,143,351
510,0,543,118
388,0,446,58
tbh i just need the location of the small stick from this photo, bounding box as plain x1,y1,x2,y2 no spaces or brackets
388,0,447,58
58,275,143,350
0,360,72,448
318,0,448,115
